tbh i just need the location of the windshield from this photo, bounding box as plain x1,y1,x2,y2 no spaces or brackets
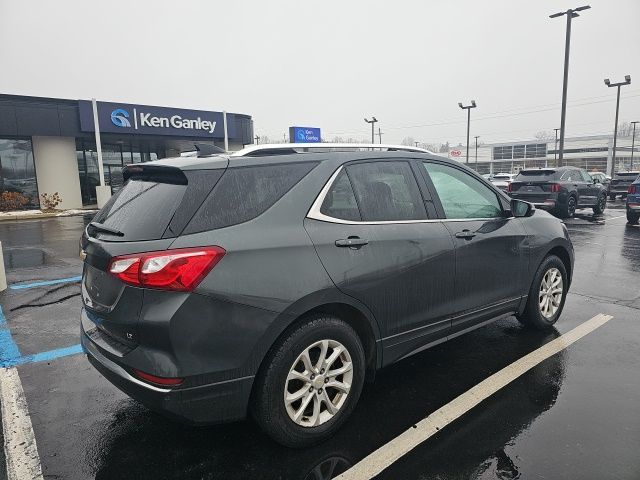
90,179,187,242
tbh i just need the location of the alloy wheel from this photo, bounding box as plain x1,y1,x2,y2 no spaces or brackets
568,197,576,217
284,339,353,427
539,267,563,319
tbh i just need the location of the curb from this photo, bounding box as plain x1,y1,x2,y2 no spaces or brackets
0,211,96,222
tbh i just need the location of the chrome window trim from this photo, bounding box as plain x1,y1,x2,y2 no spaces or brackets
306,166,509,225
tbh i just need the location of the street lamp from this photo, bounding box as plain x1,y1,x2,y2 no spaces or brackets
604,75,631,176
474,135,480,168
550,5,590,167
364,117,378,144
554,128,560,165
458,100,477,164
631,121,639,171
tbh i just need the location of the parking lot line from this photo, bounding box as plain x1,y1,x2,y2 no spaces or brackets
14,344,83,366
334,313,614,480
9,276,82,290
0,306,21,364
0,367,44,480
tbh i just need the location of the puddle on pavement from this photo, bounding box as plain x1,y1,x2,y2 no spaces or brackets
3,247,60,269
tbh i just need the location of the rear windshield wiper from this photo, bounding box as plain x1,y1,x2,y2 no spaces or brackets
88,221,125,237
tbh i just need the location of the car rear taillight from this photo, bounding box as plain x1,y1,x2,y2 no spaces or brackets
507,183,513,192
108,246,225,291
132,369,184,386
550,183,561,193
629,185,638,194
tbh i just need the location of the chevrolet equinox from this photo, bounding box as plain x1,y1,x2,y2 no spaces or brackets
80,144,574,447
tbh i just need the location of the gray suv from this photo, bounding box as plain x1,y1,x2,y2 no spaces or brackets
80,144,574,447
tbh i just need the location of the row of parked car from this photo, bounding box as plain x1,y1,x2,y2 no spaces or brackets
484,169,640,224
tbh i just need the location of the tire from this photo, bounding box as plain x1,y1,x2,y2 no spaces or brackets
628,210,640,225
558,195,576,219
592,194,606,214
251,314,366,448
518,255,568,330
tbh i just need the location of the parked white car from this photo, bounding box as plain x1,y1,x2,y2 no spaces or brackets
490,173,516,192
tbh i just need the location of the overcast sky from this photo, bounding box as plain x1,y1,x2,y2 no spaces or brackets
1,0,639,145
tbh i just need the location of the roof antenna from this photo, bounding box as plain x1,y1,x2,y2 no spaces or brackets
195,143,226,157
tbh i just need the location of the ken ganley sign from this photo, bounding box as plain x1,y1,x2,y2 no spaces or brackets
78,100,233,139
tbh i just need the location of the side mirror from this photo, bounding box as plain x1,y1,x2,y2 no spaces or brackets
593,178,598,184
511,199,535,218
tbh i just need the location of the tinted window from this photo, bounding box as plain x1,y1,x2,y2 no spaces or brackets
515,170,559,182
92,180,187,242
346,161,427,221
580,170,593,182
320,170,361,221
185,162,317,233
424,162,503,219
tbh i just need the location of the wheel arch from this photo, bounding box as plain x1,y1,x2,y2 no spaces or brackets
252,290,382,392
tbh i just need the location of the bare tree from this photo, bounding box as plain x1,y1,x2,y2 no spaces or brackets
535,130,555,141
401,137,416,146
439,142,450,153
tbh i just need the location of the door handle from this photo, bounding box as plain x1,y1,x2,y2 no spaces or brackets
455,230,476,240
335,237,369,248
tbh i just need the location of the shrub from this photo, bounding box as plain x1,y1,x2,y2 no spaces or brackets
0,191,30,211
40,192,62,212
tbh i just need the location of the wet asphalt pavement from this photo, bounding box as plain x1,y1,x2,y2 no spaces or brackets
0,204,639,480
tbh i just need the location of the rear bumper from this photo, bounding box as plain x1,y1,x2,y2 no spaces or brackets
81,330,254,425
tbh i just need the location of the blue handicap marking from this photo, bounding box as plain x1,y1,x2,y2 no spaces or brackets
9,275,82,290
0,304,21,364
0,304,83,367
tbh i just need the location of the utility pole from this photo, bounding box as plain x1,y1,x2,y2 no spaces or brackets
474,135,480,169
377,128,383,144
414,141,419,147
604,75,631,177
631,121,639,171
364,117,378,144
549,5,590,167
254,135,260,145
459,101,477,164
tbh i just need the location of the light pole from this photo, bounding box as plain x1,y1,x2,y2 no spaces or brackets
553,128,560,165
631,121,639,171
474,135,480,169
550,5,590,167
364,117,378,144
458,100,477,164
604,75,631,176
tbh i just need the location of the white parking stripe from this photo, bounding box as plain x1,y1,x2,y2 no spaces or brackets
0,367,43,480
334,313,614,480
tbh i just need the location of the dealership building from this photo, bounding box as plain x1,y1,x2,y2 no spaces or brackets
448,134,638,175
0,94,253,209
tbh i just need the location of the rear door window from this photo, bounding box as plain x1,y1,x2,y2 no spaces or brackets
345,161,427,221
320,170,361,221
184,162,317,233
90,169,222,242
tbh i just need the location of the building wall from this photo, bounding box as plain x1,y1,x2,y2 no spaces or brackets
32,136,83,209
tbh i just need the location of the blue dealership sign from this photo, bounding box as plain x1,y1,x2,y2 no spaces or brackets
289,126,321,143
78,100,235,139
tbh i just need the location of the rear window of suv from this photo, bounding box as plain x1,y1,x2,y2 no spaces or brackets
90,169,223,242
514,170,559,182
183,162,318,234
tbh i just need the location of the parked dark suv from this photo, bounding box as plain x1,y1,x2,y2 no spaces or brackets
627,176,640,224
609,171,640,201
508,166,608,218
80,144,574,447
